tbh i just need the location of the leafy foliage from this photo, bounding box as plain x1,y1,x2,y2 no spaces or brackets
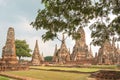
31,0,94,41
15,40,32,60
32,0,120,46
94,0,120,16
90,21,114,46
109,16,120,35
89,0,120,46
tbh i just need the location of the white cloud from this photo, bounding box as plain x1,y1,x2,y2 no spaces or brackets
13,16,56,57
16,16,33,31
0,0,7,6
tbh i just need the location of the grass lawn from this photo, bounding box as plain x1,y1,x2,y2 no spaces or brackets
30,66,100,72
0,76,11,80
89,65,117,69
5,70,89,80
3,65,118,80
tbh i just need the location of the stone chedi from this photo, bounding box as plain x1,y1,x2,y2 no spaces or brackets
52,35,70,63
96,38,120,65
31,40,44,65
1,27,18,64
0,27,28,71
71,27,93,61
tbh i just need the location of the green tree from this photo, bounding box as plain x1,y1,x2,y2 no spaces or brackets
90,21,115,46
15,40,32,61
31,0,120,46
44,56,53,62
89,0,120,46
31,0,94,41
110,16,120,36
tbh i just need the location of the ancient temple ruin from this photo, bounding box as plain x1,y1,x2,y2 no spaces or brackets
71,27,93,62
31,40,44,65
52,27,120,65
52,35,70,64
0,27,29,71
0,27,18,64
96,38,120,65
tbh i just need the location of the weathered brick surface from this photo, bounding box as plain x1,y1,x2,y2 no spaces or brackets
31,40,44,66
71,27,93,61
0,27,29,71
96,38,120,65
52,35,70,64
90,70,120,80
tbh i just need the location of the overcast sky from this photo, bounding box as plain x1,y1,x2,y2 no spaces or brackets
0,0,118,59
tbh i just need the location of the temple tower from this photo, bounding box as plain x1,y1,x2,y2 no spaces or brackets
0,27,29,71
97,39,114,64
71,27,92,61
96,37,120,65
52,35,70,63
31,40,43,65
58,34,70,63
2,27,18,64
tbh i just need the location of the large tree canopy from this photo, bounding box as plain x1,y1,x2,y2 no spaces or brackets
15,40,32,61
89,0,120,46
31,0,94,41
31,0,120,46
